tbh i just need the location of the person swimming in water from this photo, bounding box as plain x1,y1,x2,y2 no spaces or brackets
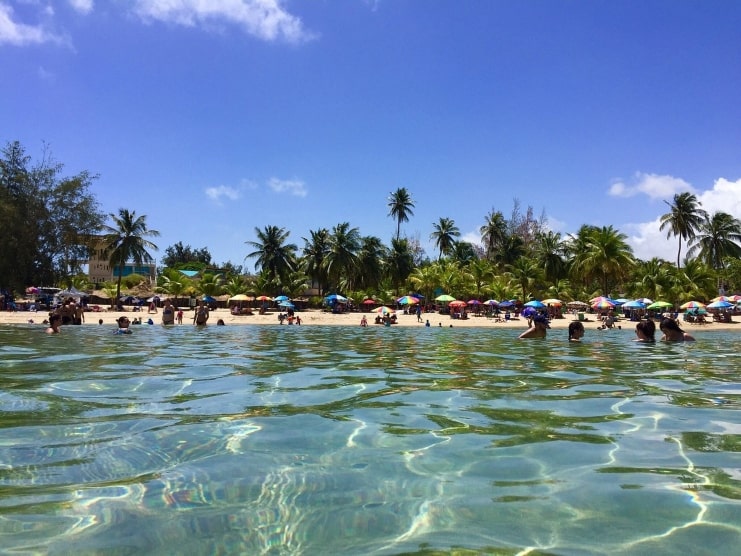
519,314,549,339
46,314,62,334
659,317,695,342
115,316,132,334
162,299,176,325
634,319,656,342
568,320,585,341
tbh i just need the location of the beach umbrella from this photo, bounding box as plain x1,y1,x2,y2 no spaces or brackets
592,299,615,310
467,299,482,305
524,300,546,309
483,299,499,306
711,295,731,302
278,301,295,308
614,298,630,304
646,301,672,310
521,306,538,317
397,295,419,305
623,300,646,309
498,300,515,308
707,300,733,309
448,300,467,308
326,294,347,302
255,295,273,301
636,298,653,305
679,301,705,310
590,296,612,303
229,294,252,301
361,298,377,305
274,295,290,302
435,294,456,302
566,300,588,308
202,295,216,303
541,298,562,306
374,306,395,314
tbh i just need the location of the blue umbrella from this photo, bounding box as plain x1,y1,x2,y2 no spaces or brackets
278,301,295,308
202,295,216,303
522,306,538,317
623,300,646,309
274,295,290,302
325,294,347,302
498,301,515,308
524,300,545,309
707,300,733,309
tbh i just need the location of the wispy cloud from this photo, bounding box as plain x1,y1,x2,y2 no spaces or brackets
268,177,307,197
205,184,242,203
608,172,693,200
132,0,316,43
68,0,94,15
0,3,62,46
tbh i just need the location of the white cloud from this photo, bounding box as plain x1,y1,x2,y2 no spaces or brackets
68,0,94,15
460,231,481,247
608,172,694,200
268,177,307,197
0,3,60,46
132,0,316,43
623,177,741,262
205,184,242,203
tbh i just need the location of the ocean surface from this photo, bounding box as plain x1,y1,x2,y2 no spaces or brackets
0,323,739,555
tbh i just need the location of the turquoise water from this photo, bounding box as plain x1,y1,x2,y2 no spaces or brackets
0,323,739,555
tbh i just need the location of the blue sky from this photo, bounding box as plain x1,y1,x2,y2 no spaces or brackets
3,0,741,271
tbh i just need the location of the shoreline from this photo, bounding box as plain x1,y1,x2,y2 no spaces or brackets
1,308,739,332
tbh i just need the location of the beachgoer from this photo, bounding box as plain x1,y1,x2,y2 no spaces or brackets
176,309,183,324
296,315,301,325
162,299,176,325
58,299,74,325
193,301,209,326
72,301,85,325
46,314,61,334
148,301,158,314
425,319,430,327
98,319,103,325
147,318,154,325
360,315,368,327
416,305,423,323
568,321,585,341
659,317,695,342
216,319,225,326
634,319,656,342
519,314,549,339
115,316,132,334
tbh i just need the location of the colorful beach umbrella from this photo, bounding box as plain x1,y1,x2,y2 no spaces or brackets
397,295,419,305
679,301,705,310
592,300,615,310
374,306,395,314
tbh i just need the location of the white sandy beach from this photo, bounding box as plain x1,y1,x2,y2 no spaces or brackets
1,306,738,332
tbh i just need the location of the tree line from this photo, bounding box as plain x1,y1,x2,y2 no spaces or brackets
3,140,741,305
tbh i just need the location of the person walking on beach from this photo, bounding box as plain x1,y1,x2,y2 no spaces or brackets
193,300,209,326
416,304,423,323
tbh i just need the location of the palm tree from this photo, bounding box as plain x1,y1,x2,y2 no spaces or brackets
245,225,297,285
301,228,330,296
324,222,361,292
507,256,542,301
430,217,460,260
632,258,674,301
687,211,741,270
480,209,508,261
387,187,415,240
659,192,707,268
354,236,387,290
569,225,634,295
386,237,414,295
534,231,567,285
102,209,160,302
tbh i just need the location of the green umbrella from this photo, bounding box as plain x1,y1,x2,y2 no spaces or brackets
646,301,672,310
435,294,456,302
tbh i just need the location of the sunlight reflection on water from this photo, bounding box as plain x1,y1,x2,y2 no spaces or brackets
0,323,739,554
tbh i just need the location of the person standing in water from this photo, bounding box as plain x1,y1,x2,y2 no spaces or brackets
659,317,695,342
193,300,209,326
162,299,176,325
568,321,585,341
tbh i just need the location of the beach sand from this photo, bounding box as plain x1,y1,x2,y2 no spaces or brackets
1,307,738,333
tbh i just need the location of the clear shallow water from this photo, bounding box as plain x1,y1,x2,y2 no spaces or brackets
1,323,739,555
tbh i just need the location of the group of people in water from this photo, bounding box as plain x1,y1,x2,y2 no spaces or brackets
516,313,695,342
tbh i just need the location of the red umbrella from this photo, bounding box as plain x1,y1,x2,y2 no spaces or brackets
362,298,377,305
449,300,467,308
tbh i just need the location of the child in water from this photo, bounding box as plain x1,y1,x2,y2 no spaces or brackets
568,321,585,341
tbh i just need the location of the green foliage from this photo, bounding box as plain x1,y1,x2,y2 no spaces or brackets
0,140,105,291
